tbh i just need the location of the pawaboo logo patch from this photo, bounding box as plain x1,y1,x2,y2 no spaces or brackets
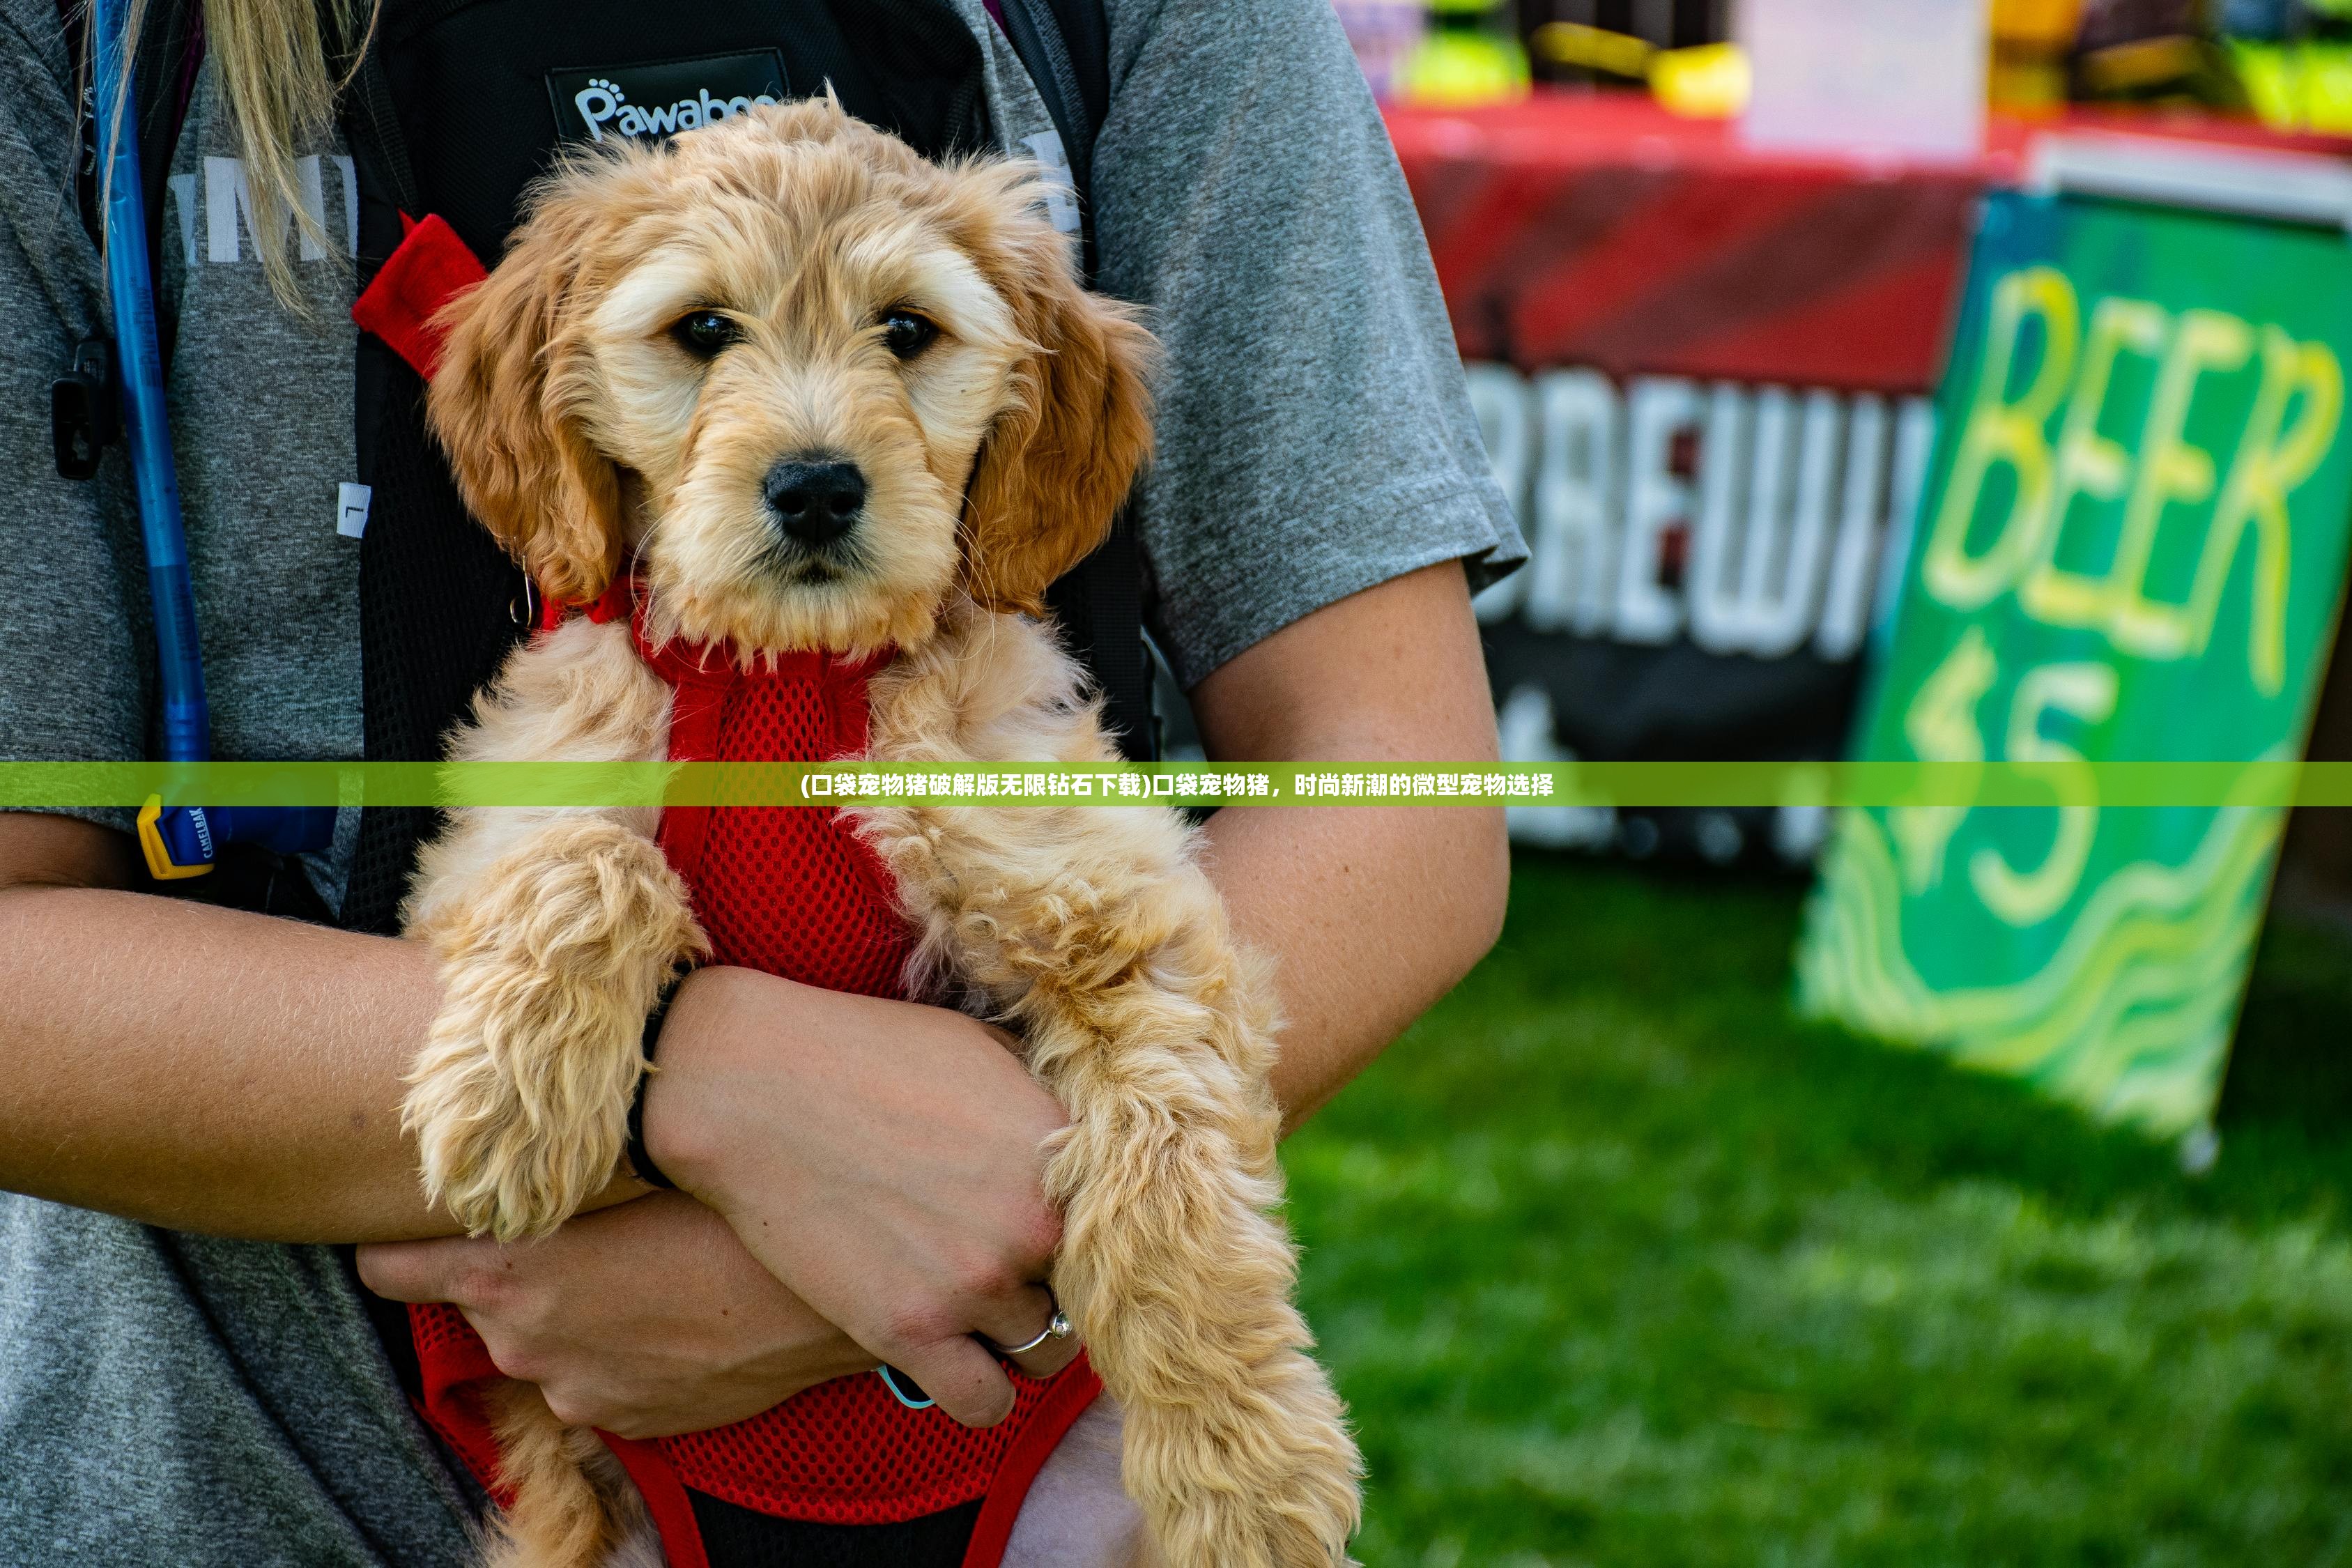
546,51,791,144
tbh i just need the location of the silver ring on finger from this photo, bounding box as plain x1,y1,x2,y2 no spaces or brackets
987,1289,1074,1357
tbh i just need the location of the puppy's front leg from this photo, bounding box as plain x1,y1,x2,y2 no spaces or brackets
990,858,1358,1568
860,611,1361,1568
401,618,702,1240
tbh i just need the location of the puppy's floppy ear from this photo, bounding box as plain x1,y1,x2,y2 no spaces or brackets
425,192,624,605
961,217,1158,615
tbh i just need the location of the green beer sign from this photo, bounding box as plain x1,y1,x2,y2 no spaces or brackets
1799,187,2352,1137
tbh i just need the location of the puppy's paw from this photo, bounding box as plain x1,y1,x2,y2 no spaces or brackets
1129,1346,1362,1568
407,1038,620,1241
1254,1355,1363,1568
404,818,702,1240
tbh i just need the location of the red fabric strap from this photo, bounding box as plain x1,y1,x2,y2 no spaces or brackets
535,571,638,634
960,1362,1106,1568
351,213,486,381
406,1300,516,1509
599,1434,715,1568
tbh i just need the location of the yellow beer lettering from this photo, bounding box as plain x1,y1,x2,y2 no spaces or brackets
1969,661,2119,928
2106,308,2255,662
1892,626,1995,895
1923,267,2080,610
2191,328,2342,695
2018,295,2170,631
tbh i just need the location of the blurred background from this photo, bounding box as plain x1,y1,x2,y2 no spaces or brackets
1272,3,2352,1563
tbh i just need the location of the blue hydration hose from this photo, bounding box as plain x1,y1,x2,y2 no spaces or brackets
93,0,334,877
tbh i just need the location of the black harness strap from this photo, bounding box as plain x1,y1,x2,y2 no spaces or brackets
996,0,1157,762
336,31,418,220
332,4,533,937
992,0,1107,234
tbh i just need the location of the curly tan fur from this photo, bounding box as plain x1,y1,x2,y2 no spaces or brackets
401,617,705,1240
855,608,1362,1566
482,1381,659,1568
403,99,1358,1568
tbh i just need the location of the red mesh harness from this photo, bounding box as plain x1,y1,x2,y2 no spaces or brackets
407,576,1100,1568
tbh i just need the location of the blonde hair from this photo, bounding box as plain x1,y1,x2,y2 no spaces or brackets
90,0,378,309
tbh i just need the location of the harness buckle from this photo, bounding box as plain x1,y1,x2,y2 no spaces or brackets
50,337,117,481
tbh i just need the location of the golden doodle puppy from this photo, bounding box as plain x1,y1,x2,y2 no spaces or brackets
399,99,1360,1568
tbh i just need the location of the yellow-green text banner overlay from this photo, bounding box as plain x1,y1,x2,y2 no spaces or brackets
7,760,2352,809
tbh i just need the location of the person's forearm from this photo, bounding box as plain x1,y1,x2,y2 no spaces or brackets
1189,561,1511,1130
0,876,461,1240
0,810,657,1242
1203,801,1502,1130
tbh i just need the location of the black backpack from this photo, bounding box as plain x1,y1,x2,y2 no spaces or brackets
63,0,1151,933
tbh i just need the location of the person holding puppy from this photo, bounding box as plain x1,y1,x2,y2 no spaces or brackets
0,0,1520,1564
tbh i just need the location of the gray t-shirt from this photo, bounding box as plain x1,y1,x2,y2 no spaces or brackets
0,1,1520,1560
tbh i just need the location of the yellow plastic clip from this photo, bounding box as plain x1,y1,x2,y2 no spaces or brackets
137,794,215,880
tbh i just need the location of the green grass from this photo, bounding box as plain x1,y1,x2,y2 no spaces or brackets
1284,852,2352,1567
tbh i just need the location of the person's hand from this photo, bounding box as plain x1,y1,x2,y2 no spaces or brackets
645,965,1080,1428
356,1190,874,1438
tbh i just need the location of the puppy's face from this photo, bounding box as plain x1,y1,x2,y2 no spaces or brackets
428,100,1155,656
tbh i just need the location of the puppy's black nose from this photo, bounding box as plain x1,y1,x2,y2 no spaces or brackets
763,459,866,547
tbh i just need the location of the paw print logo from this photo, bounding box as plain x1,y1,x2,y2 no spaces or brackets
574,76,630,139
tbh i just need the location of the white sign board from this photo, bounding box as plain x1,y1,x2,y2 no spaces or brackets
1740,0,1986,162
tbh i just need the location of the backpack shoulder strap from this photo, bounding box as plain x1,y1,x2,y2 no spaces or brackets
325,3,418,249
339,57,420,230
994,0,1156,761
992,0,1108,273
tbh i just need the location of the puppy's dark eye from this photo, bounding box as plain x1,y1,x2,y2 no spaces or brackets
670,310,741,358
881,309,938,360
